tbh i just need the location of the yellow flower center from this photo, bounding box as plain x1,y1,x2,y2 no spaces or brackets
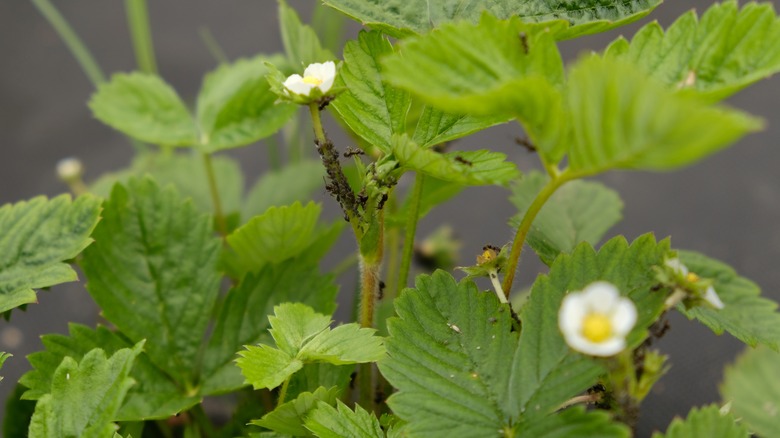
686,272,700,283
303,76,323,86
582,313,612,343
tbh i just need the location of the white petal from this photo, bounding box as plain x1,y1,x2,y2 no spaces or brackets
304,61,335,81
319,74,335,93
582,282,620,313
610,298,638,335
283,74,315,96
559,293,587,335
704,286,725,309
564,332,626,357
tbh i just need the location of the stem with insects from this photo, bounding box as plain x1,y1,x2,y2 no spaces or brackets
202,152,228,236
124,0,158,74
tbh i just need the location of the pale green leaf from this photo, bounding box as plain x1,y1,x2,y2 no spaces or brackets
566,56,763,173
721,347,780,437
227,202,322,270
299,324,385,365
201,262,339,394
268,303,334,356
243,160,324,219
330,30,410,154
413,106,508,149
0,352,9,383
237,344,303,390
90,152,244,215
509,171,623,265
651,404,748,438
285,363,354,403
89,72,196,146
321,0,660,39
279,0,334,68
197,55,297,152
517,407,629,437
678,251,780,350
605,1,780,102
27,345,142,438
80,178,222,386
392,135,520,186
305,400,384,438
20,324,198,421
252,386,339,436
0,194,101,314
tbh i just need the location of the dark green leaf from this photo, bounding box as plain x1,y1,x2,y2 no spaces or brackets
3,383,36,438
651,404,748,438
509,171,623,265
252,386,339,436
305,400,385,438
0,194,101,314
517,407,629,437
678,251,780,350
605,1,780,102
80,178,222,386
197,55,297,152
721,347,780,437
330,30,410,154
89,73,196,146
413,107,508,149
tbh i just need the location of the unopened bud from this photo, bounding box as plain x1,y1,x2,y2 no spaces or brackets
56,158,84,182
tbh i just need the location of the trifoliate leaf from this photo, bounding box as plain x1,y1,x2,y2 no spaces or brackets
321,0,660,39
252,386,339,436
651,404,748,438
677,251,780,350
509,171,623,265
20,324,199,421
27,345,142,438
0,194,100,314
412,106,509,149
605,1,780,102
305,400,385,438
202,262,339,394
279,0,334,68
330,30,410,154
516,406,629,437
90,151,244,216
566,56,763,173
227,202,322,270
197,55,297,152
89,73,196,146
80,178,222,386
237,304,384,390
243,160,324,219
392,135,520,186
721,347,780,437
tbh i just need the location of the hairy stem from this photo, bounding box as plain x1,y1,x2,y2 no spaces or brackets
397,172,425,293
124,0,158,74
202,153,228,236
502,170,573,293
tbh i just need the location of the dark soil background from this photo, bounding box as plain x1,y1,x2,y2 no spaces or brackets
1,0,779,435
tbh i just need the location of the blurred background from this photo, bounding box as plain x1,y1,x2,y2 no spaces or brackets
1,0,778,435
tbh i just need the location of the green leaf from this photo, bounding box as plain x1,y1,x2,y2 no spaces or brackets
509,171,623,265
238,304,384,390
330,30,410,154
321,0,660,39
605,1,780,103
243,160,324,219
227,202,322,270
3,383,36,438
677,251,780,350
89,72,196,146
20,324,199,421
202,262,339,394
413,106,508,149
91,152,244,216
386,177,463,227
651,404,748,438
197,55,297,152
279,0,334,68
0,194,101,314
566,56,763,173
392,135,520,186
516,407,629,437
285,363,354,403
27,344,142,438
80,178,222,385
305,400,385,438
721,347,780,437
252,386,339,436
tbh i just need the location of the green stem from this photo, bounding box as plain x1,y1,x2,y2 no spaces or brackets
190,404,216,437
277,375,292,407
502,170,573,294
124,0,158,74
397,172,425,293
32,0,106,85
309,103,327,144
202,153,228,236
198,27,228,65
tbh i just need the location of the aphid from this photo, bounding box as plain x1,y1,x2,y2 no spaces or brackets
378,280,386,300
343,147,364,158
488,317,498,324
454,155,473,166
378,193,389,210
447,323,462,334
515,136,537,152
519,32,529,54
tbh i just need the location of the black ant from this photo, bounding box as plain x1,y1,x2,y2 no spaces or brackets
454,155,473,166
343,147,364,158
519,32,529,54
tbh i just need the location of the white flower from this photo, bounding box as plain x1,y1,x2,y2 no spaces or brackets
283,61,336,97
56,157,83,181
559,281,637,357
664,257,725,310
